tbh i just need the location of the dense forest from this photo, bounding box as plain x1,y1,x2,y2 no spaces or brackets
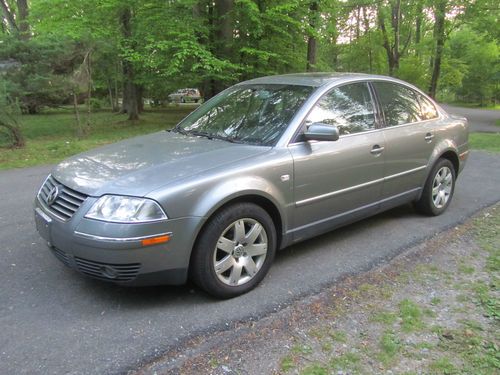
0,0,499,124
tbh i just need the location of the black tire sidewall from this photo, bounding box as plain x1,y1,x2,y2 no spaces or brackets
190,203,277,299
419,158,456,216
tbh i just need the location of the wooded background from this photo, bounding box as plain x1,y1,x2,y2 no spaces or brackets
0,0,498,123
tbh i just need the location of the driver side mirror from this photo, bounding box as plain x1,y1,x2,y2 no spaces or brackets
304,123,340,142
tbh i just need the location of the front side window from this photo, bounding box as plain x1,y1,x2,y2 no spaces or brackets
305,83,376,136
373,82,423,126
175,84,313,146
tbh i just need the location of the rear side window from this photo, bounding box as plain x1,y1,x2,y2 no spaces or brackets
373,82,423,126
418,95,439,120
306,82,376,136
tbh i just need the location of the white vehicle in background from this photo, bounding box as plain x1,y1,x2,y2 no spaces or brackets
168,88,202,103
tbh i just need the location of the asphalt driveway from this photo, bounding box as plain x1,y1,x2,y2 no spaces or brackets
1,111,500,374
440,104,500,133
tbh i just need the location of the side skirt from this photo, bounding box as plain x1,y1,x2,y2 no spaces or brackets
283,188,421,247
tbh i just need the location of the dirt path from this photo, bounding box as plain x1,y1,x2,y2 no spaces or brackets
136,204,499,375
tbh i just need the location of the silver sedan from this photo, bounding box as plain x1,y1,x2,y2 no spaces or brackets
34,73,469,298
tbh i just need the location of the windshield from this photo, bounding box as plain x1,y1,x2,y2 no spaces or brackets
175,84,313,146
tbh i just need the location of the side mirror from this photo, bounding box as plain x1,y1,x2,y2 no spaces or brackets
304,123,340,142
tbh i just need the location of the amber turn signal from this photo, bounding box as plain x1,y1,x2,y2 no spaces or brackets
141,235,171,246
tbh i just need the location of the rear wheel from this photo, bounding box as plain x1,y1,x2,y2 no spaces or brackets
415,158,456,216
190,203,276,298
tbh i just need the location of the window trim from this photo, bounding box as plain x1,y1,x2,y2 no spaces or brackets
289,81,379,144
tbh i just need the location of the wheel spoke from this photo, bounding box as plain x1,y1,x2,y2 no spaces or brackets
245,223,262,245
234,220,246,242
438,192,445,207
217,236,235,254
215,256,234,274
229,262,243,285
443,185,452,194
444,172,452,185
246,243,267,257
243,258,257,276
432,185,440,195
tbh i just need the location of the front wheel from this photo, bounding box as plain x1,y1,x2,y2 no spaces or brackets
190,203,277,298
415,158,456,216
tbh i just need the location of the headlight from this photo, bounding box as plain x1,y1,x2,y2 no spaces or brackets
85,195,167,223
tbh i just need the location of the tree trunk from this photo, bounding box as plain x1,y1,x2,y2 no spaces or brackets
378,0,402,76
0,0,18,32
120,6,139,121
136,85,144,113
429,1,446,98
16,0,29,39
213,0,233,93
73,92,84,139
391,0,401,71
415,0,423,46
306,1,319,72
86,51,92,132
108,82,114,111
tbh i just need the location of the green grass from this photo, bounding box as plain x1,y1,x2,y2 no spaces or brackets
469,133,500,153
378,330,401,364
445,101,500,110
0,106,194,169
280,355,295,372
330,352,361,371
398,299,424,332
278,206,500,374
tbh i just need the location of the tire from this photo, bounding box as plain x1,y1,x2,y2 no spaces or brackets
415,158,456,216
190,203,277,299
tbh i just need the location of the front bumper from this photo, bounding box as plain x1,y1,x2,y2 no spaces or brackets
34,197,205,286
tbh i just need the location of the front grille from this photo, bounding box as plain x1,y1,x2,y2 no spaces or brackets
74,257,141,282
38,175,88,220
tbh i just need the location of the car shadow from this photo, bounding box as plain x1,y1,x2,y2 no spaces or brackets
274,203,419,263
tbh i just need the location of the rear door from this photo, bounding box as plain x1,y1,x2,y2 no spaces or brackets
371,81,438,200
289,82,386,239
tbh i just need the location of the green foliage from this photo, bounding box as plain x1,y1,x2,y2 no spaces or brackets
0,35,79,113
0,0,498,141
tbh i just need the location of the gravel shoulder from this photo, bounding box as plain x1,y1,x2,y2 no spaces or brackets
137,204,500,375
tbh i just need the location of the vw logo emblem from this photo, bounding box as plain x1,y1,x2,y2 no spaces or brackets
46,186,61,206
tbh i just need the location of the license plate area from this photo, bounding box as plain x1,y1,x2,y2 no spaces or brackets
35,207,52,242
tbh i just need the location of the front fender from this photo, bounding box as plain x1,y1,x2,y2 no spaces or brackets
192,176,289,227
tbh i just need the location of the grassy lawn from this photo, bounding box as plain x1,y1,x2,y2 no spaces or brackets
0,106,194,169
445,101,500,111
277,206,500,375
469,133,500,153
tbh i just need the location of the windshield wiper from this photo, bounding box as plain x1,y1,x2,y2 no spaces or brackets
185,130,245,144
172,127,188,135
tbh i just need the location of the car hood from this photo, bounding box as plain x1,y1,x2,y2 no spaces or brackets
52,131,271,197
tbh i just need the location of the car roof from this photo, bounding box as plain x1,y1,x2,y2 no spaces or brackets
238,72,381,87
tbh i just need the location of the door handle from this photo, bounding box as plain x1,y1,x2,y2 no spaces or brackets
370,145,385,155
425,133,434,142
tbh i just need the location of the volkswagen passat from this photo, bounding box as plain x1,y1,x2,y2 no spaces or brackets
34,73,469,298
